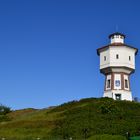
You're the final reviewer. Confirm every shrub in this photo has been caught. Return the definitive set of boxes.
[0,104,11,115]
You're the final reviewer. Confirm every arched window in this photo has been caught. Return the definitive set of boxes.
[107,79,111,88]
[125,79,128,88]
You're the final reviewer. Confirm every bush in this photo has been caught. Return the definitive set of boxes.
[99,100,119,114]
[0,104,11,115]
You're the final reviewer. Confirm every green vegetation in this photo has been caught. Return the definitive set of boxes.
[0,98,140,140]
[0,104,11,122]
[130,136,140,140]
[88,134,126,140]
[0,104,11,115]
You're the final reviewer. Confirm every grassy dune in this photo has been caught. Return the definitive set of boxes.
[0,98,140,139]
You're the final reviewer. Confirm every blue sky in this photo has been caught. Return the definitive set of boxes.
[0,0,140,109]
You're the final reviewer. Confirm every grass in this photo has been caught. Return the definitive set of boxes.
[0,98,139,139]
[88,134,127,140]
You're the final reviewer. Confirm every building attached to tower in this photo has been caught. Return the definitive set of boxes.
[97,32,138,101]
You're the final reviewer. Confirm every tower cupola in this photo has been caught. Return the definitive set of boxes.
[109,32,125,44]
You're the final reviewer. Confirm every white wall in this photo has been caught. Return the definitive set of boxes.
[104,90,132,101]
[100,46,136,70]
[109,46,135,69]
[100,49,110,69]
[103,91,113,98]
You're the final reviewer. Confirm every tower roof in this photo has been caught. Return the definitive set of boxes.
[109,32,126,39]
[97,43,138,56]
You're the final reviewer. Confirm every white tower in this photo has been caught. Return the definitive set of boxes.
[97,32,138,101]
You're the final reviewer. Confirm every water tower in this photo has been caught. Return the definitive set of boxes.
[97,32,138,101]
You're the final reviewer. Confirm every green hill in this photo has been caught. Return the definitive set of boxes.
[0,98,140,140]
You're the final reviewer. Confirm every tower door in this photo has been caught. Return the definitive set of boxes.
[115,94,121,100]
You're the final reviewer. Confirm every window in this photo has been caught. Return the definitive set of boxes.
[107,79,111,88]
[112,36,114,39]
[129,56,131,61]
[125,79,128,88]
[115,80,120,87]
[104,56,106,61]
[116,54,119,59]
